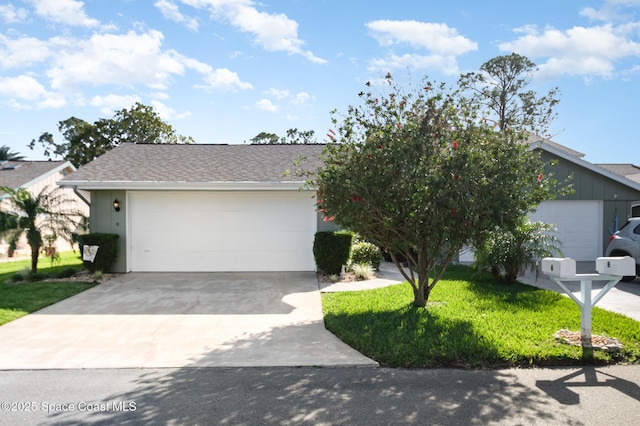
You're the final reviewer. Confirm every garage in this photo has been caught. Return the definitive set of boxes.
[128,190,317,272]
[529,200,603,261]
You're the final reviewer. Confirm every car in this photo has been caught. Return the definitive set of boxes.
[605,217,640,282]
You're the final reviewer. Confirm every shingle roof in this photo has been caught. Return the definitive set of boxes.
[597,163,640,183]
[0,160,73,192]
[60,143,325,188]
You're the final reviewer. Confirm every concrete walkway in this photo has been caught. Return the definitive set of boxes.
[319,261,405,292]
[0,272,376,369]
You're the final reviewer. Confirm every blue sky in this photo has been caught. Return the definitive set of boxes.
[1,0,639,164]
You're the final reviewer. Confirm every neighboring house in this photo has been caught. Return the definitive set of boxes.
[596,164,640,213]
[59,143,325,273]
[528,137,640,260]
[0,160,90,257]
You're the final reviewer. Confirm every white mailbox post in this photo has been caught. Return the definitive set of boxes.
[541,256,635,346]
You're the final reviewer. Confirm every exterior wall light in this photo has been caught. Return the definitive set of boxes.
[113,199,121,212]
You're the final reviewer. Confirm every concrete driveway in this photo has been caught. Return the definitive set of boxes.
[0,272,376,369]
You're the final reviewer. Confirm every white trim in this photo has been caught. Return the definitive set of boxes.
[529,140,640,193]
[126,190,132,272]
[59,180,312,191]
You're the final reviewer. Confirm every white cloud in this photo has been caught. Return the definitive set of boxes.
[255,98,278,112]
[46,30,186,91]
[0,4,28,23]
[499,24,640,78]
[365,20,476,75]
[155,0,199,31]
[291,91,312,105]
[0,75,66,108]
[90,94,142,115]
[366,20,477,55]
[148,99,192,120]
[0,35,52,69]
[150,99,176,120]
[27,0,100,27]
[178,0,326,63]
[580,0,640,23]
[196,67,253,91]
[368,53,462,75]
[266,88,290,99]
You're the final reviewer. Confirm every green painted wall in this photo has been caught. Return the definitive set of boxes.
[89,190,127,272]
[540,150,640,254]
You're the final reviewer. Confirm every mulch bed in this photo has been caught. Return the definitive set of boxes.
[555,329,623,351]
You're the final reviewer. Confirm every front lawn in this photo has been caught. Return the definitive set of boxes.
[322,265,640,368]
[0,252,95,326]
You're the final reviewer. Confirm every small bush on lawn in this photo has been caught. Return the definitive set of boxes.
[56,267,77,279]
[77,233,119,273]
[351,241,383,270]
[351,263,375,280]
[474,219,562,284]
[313,231,354,274]
[27,272,47,282]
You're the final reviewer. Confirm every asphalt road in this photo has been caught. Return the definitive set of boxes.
[1,366,639,425]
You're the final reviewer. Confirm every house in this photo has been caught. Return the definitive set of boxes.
[0,160,90,256]
[62,139,640,272]
[59,143,325,273]
[528,137,640,260]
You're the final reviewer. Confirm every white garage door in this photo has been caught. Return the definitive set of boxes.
[529,200,603,261]
[128,191,317,272]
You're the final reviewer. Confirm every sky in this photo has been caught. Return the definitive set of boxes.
[1,0,639,164]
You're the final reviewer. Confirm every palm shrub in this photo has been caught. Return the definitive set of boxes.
[0,186,86,273]
[474,218,562,284]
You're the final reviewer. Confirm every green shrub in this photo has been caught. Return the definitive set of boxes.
[12,272,24,282]
[56,267,77,279]
[27,272,47,282]
[313,231,354,274]
[351,241,383,270]
[351,262,375,280]
[474,219,562,284]
[77,233,119,273]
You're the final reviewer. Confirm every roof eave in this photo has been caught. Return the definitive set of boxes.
[529,140,640,193]
[59,180,314,191]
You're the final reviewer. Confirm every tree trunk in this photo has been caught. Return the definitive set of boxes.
[412,267,431,308]
[31,244,39,274]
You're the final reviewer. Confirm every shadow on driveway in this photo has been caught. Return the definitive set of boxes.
[0,272,376,369]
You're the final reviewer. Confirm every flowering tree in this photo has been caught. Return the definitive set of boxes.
[312,75,552,307]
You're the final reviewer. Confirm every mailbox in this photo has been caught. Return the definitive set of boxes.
[595,256,636,276]
[541,258,577,278]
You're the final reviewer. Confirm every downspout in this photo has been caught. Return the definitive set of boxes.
[73,186,91,207]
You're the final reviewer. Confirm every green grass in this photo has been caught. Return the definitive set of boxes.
[322,264,640,368]
[0,252,95,326]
